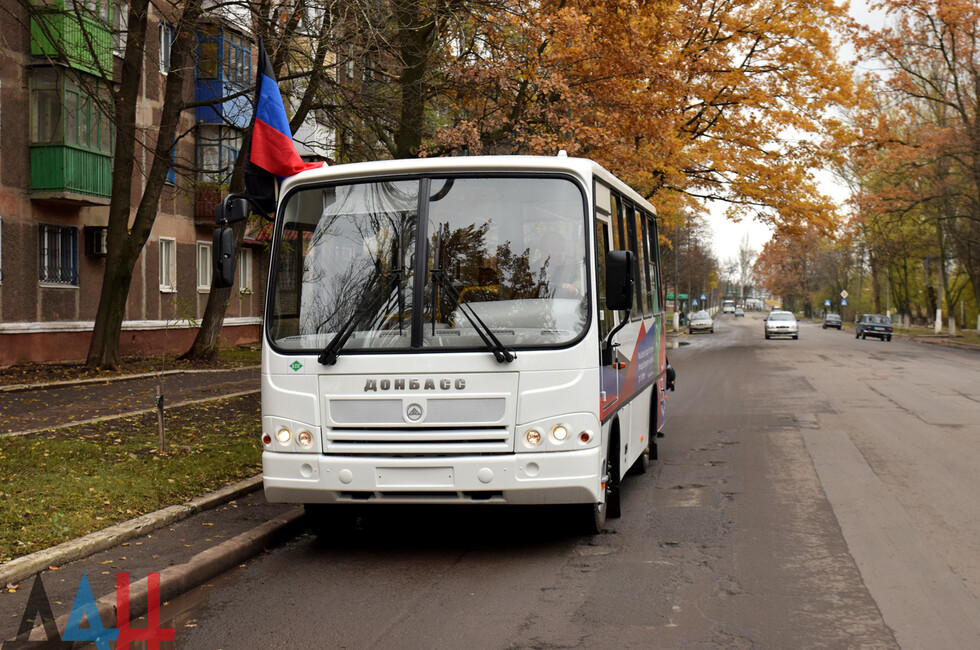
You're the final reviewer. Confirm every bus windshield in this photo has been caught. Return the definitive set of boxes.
[268,175,588,355]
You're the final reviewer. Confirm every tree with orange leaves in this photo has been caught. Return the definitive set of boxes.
[431,0,859,236]
[754,226,825,315]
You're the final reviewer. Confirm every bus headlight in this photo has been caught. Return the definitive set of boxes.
[276,428,292,444]
[297,430,313,447]
[551,424,568,442]
[525,429,542,446]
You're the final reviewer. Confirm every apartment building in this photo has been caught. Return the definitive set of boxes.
[0,0,301,366]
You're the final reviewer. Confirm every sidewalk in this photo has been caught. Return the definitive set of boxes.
[0,364,305,643]
[1,366,260,436]
[0,479,303,644]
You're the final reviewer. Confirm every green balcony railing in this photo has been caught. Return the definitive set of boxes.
[31,145,113,198]
[31,9,113,78]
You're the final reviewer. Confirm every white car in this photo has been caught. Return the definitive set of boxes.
[764,311,798,340]
[688,310,714,334]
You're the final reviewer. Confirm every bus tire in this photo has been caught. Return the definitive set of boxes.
[606,430,622,519]
[632,447,650,475]
[581,499,607,535]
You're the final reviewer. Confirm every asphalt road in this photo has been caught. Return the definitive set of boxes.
[161,315,980,649]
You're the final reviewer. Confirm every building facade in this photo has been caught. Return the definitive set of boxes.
[0,0,281,366]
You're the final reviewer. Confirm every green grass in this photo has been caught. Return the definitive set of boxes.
[0,395,262,563]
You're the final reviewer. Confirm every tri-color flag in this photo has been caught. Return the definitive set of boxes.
[245,36,323,211]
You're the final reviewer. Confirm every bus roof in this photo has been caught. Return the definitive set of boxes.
[279,155,657,218]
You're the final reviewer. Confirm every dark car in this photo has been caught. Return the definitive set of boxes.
[822,313,842,329]
[856,314,893,341]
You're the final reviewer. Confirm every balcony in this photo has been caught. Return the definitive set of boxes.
[30,145,112,204]
[194,183,228,225]
[31,7,113,77]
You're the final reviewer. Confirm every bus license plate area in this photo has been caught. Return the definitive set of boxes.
[376,466,455,488]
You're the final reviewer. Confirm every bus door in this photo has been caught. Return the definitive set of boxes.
[596,214,627,421]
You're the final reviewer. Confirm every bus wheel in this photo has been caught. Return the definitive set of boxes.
[581,499,607,535]
[632,448,650,475]
[606,441,622,519]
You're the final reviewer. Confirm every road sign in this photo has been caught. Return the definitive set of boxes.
[824,299,831,307]
[692,299,699,306]
[842,298,848,306]
[700,293,706,301]
[840,290,849,299]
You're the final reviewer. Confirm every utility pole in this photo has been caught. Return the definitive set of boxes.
[673,223,681,331]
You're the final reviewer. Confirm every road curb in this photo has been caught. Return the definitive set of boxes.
[6,508,305,646]
[0,475,264,587]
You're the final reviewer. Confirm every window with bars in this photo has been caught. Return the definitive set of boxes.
[38,225,79,285]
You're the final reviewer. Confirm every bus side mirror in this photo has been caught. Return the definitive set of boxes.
[606,250,634,311]
[216,197,249,225]
[213,227,236,288]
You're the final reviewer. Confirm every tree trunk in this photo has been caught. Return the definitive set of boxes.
[85,0,202,368]
[394,0,434,159]
[85,0,148,369]
[182,219,248,361]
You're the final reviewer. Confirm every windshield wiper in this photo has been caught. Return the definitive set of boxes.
[430,267,515,364]
[318,269,402,365]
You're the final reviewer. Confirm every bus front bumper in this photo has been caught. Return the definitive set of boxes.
[262,448,603,506]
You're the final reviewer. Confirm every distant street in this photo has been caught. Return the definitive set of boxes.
[162,314,980,649]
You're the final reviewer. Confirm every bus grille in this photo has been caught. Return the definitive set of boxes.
[324,428,511,456]
[329,398,506,426]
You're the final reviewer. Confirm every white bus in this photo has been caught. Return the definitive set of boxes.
[722,299,736,314]
[217,155,675,533]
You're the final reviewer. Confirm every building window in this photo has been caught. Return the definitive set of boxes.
[166,136,177,185]
[159,23,174,74]
[239,247,252,293]
[31,68,113,154]
[159,237,176,292]
[196,125,242,183]
[38,225,79,285]
[197,241,212,291]
[222,31,251,85]
[197,25,219,79]
[112,1,128,55]
[84,225,108,256]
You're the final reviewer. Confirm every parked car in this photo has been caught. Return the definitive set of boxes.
[856,314,893,341]
[688,310,714,334]
[734,307,745,318]
[823,313,842,329]
[764,311,798,339]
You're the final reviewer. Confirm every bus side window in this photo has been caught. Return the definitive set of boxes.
[635,209,653,317]
[624,204,647,319]
[647,216,662,314]
[595,219,613,341]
